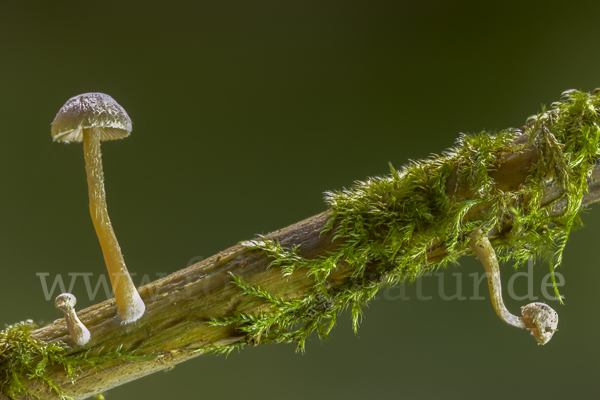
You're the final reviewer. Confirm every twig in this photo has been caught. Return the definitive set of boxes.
[3,89,600,399]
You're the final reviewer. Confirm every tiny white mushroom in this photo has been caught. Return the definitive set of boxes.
[55,293,91,346]
[51,93,145,324]
[469,229,558,344]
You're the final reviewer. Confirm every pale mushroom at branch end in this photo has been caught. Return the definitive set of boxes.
[468,229,559,345]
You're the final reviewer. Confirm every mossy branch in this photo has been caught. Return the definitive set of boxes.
[2,89,600,399]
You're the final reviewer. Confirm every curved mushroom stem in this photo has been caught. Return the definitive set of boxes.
[468,229,523,328]
[468,229,558,344]
[83,129,145,324]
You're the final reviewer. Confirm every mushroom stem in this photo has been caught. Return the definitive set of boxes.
[83,129,145,323]
[468,229,559,344]
[468,229,524,328]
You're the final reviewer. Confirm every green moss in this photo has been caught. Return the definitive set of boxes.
[211,89,600,352]
[191,342,246,357]
[0,320,155,399]
[0,321,74,399]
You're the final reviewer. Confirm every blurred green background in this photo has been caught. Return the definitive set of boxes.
[1,1,599,399]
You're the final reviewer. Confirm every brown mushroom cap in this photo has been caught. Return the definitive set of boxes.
[51,92,132,142]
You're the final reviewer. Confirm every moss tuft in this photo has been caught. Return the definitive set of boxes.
[0,320,156,399]
[0,320,74,399]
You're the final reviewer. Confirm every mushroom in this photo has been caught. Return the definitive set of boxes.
[51,93,145,324]
[468,229,558,344]
[55,293,90,346]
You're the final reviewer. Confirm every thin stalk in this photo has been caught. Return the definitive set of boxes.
[83,129,144,324]
[469,229,524,328]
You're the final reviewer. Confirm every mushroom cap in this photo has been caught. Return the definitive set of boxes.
[521,302,559,345]
[55,293,77,310]
[51,93,132,142]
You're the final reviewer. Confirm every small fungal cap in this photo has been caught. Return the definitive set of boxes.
[51,93,132,142]
[521,302,559,345]
[55,293,77,310]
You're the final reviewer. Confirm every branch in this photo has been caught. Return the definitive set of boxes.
[2,89,600,399]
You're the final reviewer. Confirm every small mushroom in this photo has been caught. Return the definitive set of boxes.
[55,293,90,346]
[469,229,558,344]
[52,93,145,324]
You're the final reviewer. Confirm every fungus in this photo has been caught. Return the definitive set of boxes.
[468,229,558,344]
[55,293,90,346]
[51,93,145,324]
